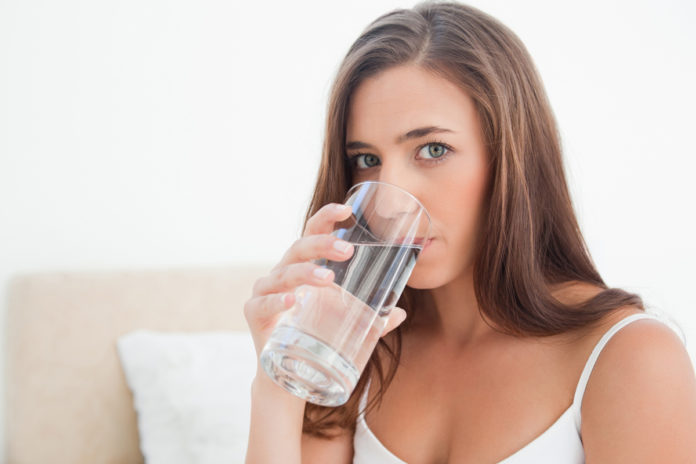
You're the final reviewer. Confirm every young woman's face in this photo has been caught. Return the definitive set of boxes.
[345,64,490,289]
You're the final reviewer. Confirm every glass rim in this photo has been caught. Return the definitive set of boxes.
[346,180,432,229]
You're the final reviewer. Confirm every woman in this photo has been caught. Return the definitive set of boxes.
[244,2,696,462]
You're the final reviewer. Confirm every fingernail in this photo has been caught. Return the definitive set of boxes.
[280,293,291,307]
[313,268,332,280]
[333,240,352,253]
[335,204,351,212]
[396,311,407,324]
[391,308,407,324]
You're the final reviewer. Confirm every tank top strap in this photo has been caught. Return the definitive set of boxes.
[571,312,682,430]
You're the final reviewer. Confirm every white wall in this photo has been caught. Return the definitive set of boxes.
[1,0,694,457]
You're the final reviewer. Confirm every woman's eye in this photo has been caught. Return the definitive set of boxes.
[419,143,448,159]
[350,143,449,170]
[353,154,380,169]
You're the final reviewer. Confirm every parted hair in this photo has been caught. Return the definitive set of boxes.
[300,0,643,438]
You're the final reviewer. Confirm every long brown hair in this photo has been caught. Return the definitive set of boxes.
[300,1,643,437]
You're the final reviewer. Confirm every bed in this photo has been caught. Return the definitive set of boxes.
[5,265,271,463]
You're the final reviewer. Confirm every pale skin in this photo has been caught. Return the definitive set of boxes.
[245,64,696,463]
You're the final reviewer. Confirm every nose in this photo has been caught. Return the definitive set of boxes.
[373,181,419,219]
[373,161,422,219]
[351,157,430,241]
[368,179,429,243]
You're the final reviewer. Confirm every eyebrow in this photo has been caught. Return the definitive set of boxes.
[345,126,454,151]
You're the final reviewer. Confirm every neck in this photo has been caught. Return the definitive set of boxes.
[410,266,496,348]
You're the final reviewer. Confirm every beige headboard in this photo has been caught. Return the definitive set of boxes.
[4,265,272,464]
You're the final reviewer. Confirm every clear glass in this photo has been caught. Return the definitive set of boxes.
[259,181,431,406]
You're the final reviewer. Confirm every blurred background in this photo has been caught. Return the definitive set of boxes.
[1,0,694,458]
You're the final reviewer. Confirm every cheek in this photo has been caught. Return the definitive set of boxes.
[409,158,489,287]
[439,159,489,241]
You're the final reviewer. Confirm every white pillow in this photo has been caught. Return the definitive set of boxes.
[117,330,257,464]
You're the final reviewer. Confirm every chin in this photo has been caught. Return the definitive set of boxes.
[406,255,473,290]
[405,267,448,290]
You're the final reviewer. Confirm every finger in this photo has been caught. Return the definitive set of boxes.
[302,203,353,237]
[278,233,354,271]
[253,262,336,296]
[381,307,408,337]
[244,292,296,324]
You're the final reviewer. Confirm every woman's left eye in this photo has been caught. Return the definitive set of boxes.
[418,143,449,160]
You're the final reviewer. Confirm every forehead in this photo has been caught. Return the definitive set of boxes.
[346,64,478,141]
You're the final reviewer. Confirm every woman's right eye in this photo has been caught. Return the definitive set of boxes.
[350,154,380,170]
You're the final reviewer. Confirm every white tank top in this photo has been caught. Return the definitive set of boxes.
[353,312,683,463]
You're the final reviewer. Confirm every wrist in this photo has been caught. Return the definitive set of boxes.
[252,369,307,407]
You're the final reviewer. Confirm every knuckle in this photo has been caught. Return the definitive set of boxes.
[322,233,337,248]
[267,293,279,312]
[310,235,335,257]
[306,261,321,277]
[305,211,321,228]
[274,265,291,286]
[304,204,341,234]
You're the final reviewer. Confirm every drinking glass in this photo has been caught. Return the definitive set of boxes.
[259,181,431,406]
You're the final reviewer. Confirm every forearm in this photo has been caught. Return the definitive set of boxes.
[245,370,307,464]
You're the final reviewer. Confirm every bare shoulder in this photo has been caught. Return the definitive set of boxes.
[300,415,354,464]
[581,309,696,461]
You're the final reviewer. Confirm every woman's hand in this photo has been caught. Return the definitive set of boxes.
[243,202,408,361]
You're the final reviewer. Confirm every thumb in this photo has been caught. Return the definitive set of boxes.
[381,307,407,337]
